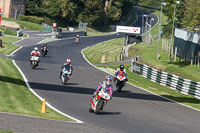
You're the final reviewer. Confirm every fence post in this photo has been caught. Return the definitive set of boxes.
[191,52,194,65]
[0,39,2,47]
[198,51,200,67]
[174,47,177,62]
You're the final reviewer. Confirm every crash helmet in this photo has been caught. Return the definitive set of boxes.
[120,64,124,71]
[66,58,71,65]
[76,35,79,37]
[105,75,112,85]
[34,47,38,51]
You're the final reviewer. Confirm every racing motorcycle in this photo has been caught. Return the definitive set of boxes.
[61,67,72,85]
[115,75,127,92]
[89,86,111,114]
[41,46,48,57]
[75,37,79,44]
[30,56,40,69]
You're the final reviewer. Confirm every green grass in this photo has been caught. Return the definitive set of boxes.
[0,36,20,55]
[0,130,14,133]
[125,12,137,26]
[83,38,124,64]
[0,27,17,36]
[0,57,73,121]
[0,36,73,122]
[90,25,112,32]
[2,17,44,31]
[86,27,113,36]
[83,38,200,110]
[128,40,200,82]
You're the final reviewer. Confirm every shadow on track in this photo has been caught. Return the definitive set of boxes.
[96,112,121,115]
[29,82,171,102]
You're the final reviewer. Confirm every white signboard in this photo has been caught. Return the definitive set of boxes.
[116,26,141,34]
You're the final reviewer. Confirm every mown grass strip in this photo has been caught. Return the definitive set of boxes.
[2,17,44,31]
[0,36,20,55]
[83,38,124,64]
[0,130,14,133]
[0,57,73,121]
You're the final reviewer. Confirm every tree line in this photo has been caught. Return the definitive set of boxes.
[25,0,138,26]
[25,0,200,31]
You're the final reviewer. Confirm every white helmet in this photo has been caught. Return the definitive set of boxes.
[77,35,79,37]
[34,47,38,51]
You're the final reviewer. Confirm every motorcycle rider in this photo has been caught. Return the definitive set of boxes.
[30,47,40,65]
[113,64,128,82]
[93,75,113,99]
[75,35,80,42]
[41,43,48,55]
[59,58,73,79]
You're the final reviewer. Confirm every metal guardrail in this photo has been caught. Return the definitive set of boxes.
[131,60,200,99]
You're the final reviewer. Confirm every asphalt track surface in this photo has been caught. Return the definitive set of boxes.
[2,11,200,133]
[10,33,200,133]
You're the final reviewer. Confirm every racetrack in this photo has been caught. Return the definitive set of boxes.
[12,34,200,133]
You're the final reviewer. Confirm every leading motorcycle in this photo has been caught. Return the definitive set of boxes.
[115,75,127,92]
[61,68,72,85]
[89,87,111,114]
[30,56,40,69]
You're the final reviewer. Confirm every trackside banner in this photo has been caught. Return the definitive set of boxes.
[116,26,141,34]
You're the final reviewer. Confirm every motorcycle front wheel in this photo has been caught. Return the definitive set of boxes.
[94,99,104,114]
[32,63,36,69]
[89,98,93,113]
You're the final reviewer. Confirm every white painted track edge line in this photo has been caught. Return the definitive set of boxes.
[12,60,83,123]
[81,41,200,113]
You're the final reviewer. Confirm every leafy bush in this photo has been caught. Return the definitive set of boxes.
[19,15,44,24]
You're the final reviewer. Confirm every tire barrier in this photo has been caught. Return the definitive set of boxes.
[131,60,200,99]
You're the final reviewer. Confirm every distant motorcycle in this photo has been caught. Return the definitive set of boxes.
[61,68,72,85]
[115,75,127,92]
[30,56,40,69]
[89,87,111,114]
[41,46,47,57]
[75,37,79,44]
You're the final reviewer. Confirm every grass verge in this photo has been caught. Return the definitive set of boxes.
[0,130,14,133]
[124,12,137,26]
[2,17,44,31]
[0,36,73,122]
[0,36,20,55]
[83,38,200,110]
[128,40,200,82]
[0,57,73,121]
[83,38,124,64]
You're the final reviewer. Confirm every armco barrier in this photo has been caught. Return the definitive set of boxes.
[56,31,87,39]
[131,60,200,99]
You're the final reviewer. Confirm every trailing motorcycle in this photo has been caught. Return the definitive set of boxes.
[61,67,72,85]
[30,56,40,69]
[41,46,48,57]
[115,75,127,92]
[89,87,111,114]
[75,37,79,44]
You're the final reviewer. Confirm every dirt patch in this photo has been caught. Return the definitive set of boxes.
[101,55,106,63]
